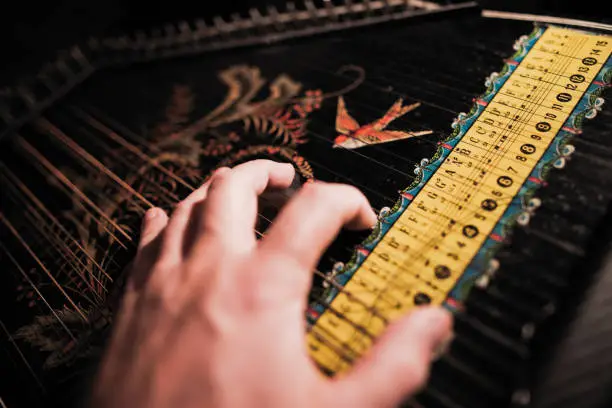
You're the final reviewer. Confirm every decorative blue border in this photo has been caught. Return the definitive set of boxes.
[308,24,612,321]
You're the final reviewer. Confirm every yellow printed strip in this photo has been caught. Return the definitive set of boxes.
[308,26,612,374]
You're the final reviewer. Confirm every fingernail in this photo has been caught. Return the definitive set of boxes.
[371,207,379,227]
[145,207,161,220]
[214,167,230,176]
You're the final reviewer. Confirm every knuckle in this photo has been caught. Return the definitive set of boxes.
[210,170,231,188]
[174,200,192,214]
[336,183,367,202]
[303,182,366,212]
[397,354,429,388]
[301,181,329,201]
[246,158,272,168]
[244,255,305,308]
[213,166,231,175]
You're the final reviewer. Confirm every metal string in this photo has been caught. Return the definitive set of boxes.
[0,242,77,340]
[36,118,154,213]
[0,164,115,283]
[14,136,133,246]
[75,87,519,223]
[1,36,596,377]
[44,81,516,334]
[1,175,108,299]
[350,34,584,323]
[3,113,390,369]
[71,123,182,205]
[0,318,46,394]
[0,213,87,321]
[20,209,105,304]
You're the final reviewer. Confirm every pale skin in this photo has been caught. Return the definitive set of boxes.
[91,159,453,408]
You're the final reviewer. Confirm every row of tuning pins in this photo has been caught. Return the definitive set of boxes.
[102,0,436,49]
[0,44,94,133]
[0,0,447,126]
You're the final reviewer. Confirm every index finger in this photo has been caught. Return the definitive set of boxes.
[259,182,377,273]
[190,160,296,254]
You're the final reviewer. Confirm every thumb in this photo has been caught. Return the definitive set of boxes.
[334,307,453,408]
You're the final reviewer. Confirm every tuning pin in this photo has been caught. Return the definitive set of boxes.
[38,66,57,90]
[266,5,284,30]
[55,59,74,80]
[177,21,192,41]
[70,46,89,68]
[553,157,566,169]
[451,112,468,129]
[213,16,229,33]
[178,21,190,33]
[413,158,429,175]
[322,262,344,288]
[229,13,243,27]
[304,0,318,19]
[561,144,575,156]
[475,258,499,289]
[485,72,499,87]
[585,108,598,119]
[323,0,336,18]
[194,19,208,37]
[378,206,391,220]
[16,86,35,107]
[521,322,535,340]
[513,35,529,51]
[585,97,604,119]
[249,8,265,26]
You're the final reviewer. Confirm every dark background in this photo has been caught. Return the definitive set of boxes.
[0,0,269,87]
[0,0,607,88]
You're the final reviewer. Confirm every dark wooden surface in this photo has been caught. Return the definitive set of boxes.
[1,2,611,408]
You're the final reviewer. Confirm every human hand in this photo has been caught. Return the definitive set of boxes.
[91,159,452,408]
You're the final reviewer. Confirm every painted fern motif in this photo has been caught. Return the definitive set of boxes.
[243,107,307,145]
[243,89,322,145]
[14,307,95,369]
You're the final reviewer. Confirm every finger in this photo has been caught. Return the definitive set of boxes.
[259,182,377,274]
[335,307,453,408]
[138,207,168,251]
[160,167,230,260]
[191,159,295,254]
[129,207,169,291]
